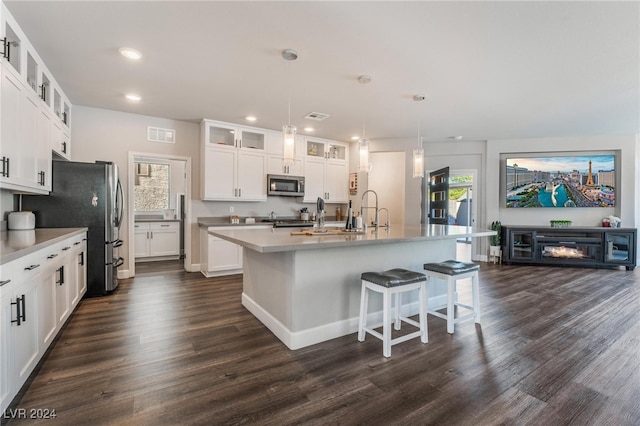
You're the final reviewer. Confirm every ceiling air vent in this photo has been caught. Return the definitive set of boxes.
[304,112,330,121]
[147,126,176,144]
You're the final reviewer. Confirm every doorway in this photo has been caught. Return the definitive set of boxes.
[127,152,192,277]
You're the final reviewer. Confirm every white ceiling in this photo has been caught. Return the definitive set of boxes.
[5,1,639,143]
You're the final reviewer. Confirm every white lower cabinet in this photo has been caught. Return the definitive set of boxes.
[200,225,270,277]
[0,231,87,413]
[134,221,180,259]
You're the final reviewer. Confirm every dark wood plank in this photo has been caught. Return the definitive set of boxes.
[4,263,639,425]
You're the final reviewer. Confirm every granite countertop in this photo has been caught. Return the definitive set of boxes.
[1,228,88,265]
[209,225,495,253]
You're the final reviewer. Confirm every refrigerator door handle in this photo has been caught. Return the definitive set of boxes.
[115,179,125,228]
[113,239,123,248]
[113,257,124,268]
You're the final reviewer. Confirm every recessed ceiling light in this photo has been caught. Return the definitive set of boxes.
[351,136,359,140]
[245,116,257,122]
[304,127,314,132]
[125,93,141,102]
[119,47,142,60]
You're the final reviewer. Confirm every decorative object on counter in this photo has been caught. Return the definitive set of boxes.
[349,173,358,195]
[356,213,363,230]
[282,48,298,165]
[345,200,354,230]
[316,197,326,232]
[335,207,341,222]
[489,220,502,264]
[163,209,175,219]
[8,211,36,230]
[230,215,240,224]
[245,217,256,224]
[300,207,309,221]
[602,215,621,228]
[550,219,572,228]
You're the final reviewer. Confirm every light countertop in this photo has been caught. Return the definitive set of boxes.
[210,224,495,253]
[1,228,88,265]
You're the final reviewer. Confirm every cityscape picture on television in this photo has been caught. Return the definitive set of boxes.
[506,154,616,208]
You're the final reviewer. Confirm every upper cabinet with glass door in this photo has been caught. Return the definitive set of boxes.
[202,119,266,151]
[305,138,347,162]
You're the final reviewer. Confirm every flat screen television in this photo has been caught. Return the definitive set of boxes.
[505,154,616,208]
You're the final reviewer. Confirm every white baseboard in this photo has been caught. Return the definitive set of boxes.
[117,269,130,279]
[241,292,449,350]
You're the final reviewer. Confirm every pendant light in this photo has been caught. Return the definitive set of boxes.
[358,75,371,173]
[282,49,298,165]
[412,94,426,178]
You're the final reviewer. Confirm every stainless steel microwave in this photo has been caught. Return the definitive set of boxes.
[267,174,305,197]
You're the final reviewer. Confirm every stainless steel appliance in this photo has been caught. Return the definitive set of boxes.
[267,174,305,197]
[22,160,125,297]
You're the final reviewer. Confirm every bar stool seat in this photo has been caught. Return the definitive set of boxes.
[423,260,480,334]
[358,268,428,358]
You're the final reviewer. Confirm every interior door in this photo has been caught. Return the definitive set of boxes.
[428,167,449,224]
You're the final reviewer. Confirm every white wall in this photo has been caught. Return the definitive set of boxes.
[0,189,15,229]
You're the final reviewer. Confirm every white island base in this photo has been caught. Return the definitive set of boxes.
[241,237,457,350]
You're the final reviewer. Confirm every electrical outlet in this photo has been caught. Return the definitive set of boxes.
[229,206,234,213]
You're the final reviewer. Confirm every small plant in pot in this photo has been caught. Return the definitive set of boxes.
[490,221,502,247]
[489,221,502,262]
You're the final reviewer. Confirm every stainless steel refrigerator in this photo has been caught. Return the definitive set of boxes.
[22,160,125,297]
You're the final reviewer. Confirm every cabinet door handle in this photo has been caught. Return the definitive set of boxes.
[0,279,11,286]
[161,224,169,227]
[238,188,241,197]
[1,156,10,178]
[57,266,65,285]
[79,252,84,266]
[74,241,82,246]
[62,246,71,251]
[0,37,8,59]
[25,264,40,270]
[47,253,58,259]
[11,295,26,326]
[62,141,67,154]
[62,111,68,125]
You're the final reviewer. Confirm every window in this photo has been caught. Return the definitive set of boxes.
[134,162,170,211]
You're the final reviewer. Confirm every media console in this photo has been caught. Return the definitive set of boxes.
[502,226,637,270]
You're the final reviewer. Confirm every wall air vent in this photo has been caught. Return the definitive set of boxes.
[304,112,330,121]
[147,126,176,144]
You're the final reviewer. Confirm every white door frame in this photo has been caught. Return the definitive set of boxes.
[127,151,192,277]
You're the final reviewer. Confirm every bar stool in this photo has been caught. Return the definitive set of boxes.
[423,260,480,334]
[358,268,428,357]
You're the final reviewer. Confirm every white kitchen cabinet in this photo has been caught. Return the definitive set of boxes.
[266,132,304,176]
[0,262,14,412]
[0,3,71,194]
[134,222,180,259]
[303,138,349,203]
[1,256,41,409]
[202,145,266,201]
[200,225,271,277]
[1,230,87,413]
[201,120,267,201]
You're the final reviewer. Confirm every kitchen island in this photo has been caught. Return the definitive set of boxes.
[210,225,494,349]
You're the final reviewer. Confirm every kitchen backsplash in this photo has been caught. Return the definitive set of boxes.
[190,196,347,220]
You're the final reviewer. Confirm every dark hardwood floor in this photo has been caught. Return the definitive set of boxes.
[5,263,639,425]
